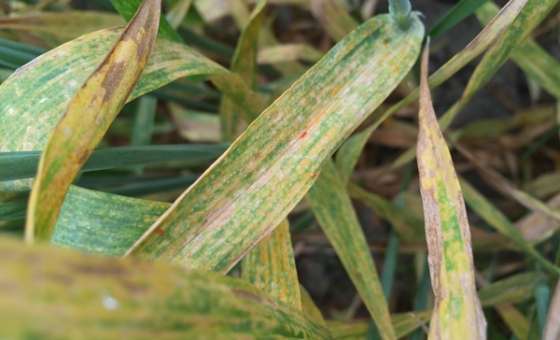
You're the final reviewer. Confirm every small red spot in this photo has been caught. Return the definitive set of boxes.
[154,227,165,236]
[311,172,320,179]
[298,131,308,140]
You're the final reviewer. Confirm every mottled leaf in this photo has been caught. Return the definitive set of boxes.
[0,11,124,46]
[26,0,162,242]
[242,220,302,309]
[416,46,486,339]
[0,237,330,339]
[126,14,424,274]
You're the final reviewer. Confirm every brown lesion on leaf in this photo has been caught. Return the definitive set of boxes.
[100,61,126,102]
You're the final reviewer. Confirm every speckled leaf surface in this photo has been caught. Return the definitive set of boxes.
[0,28,235,193]
[242,220,302,309]
[0,11,124,46]
[25,0,162,242]
[0,237,331,339]
[416,47,486,340]
[126,14,424,273]
[52,186,169,256]
[308,161,396,339]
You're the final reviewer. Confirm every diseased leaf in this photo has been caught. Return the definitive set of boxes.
[308,161,396,339]
[126,14,424,273]
[0,237,330,339]
[384,0,553,172]
[0,11,124,46]
[416,46,486,339]
[242,220,302,309]
[477,1,560,99]
[26,0,162,242]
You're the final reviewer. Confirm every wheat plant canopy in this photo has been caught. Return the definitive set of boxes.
[127,13,425,273]
[0,236,329,339]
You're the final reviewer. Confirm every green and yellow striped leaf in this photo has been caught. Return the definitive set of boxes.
[126,14,424,273]
[25,0,162,242]
[0,236,330,339]
[416,46,486,339]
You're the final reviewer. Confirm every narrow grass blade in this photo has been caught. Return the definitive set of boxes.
[429,0,488,38]
[310,0,358,41]
[416,46,486,339]
[308,161,396,339]
[349,0,529,166]
[111,0,182,42]
[478,272,545,307]
[131,96,157,147]
[242,220,302,309]
[166,0,193,29]
[438,0,559,130]
[126,13,424,275]
[458,145,560,224]
[300,286,326,325]
[336,125,375,184]
[517,193,560,244]
[0,237,330,339]
[25,0,161,242]
[328,311,432,340]
[459,178,560,275]
[348,183,424,241]
[220,0,267,141]
[52,186,169,256]
[495,305,530,340]
[0,11,124,45]
[0,144,225,181]
[257,43,323,65]
[384,0,554,172]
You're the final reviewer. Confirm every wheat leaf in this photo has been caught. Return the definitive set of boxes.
[416,45,486,339]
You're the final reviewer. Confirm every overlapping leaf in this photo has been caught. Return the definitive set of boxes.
[126,14,424,274]
[0,237,330,339]
[25,0,162,242]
